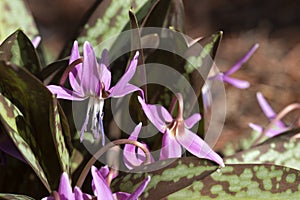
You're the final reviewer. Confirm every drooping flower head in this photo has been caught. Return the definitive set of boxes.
[138,93,225,167]
[249,92,289,137]
[47,41,141,143]
[209,44,259,89]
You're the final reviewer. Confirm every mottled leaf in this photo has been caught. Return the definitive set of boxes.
[49,96,70,174]
[0,193,35,200]
[60,0,155,58]
[0,0,38,42]
[0,94,50,192]
[0,30,41,78]
[168,164,300,200]
[225,128,300,170]
[111,157,219,200]
[0,61,72,190]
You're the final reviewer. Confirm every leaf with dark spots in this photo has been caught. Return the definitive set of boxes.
[111,157,219,200]
[168,164,300,199]
[225,128,300,170]
[41,59,69,85]
[0,61,72,190]
[0,0,38,42]
[0,30,41,78]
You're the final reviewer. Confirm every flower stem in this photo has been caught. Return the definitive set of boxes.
[59,58,83,85]
[76,139,151,188]
[253,103,300,145]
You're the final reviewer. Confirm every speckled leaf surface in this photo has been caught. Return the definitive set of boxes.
[0,30,41,78]
[225,128,300,170]
[0,61,71,190]
[0,94,50,192]
[0,193,35,200]
[168,164,300,200]
[111,157,219,200]
[0,0,38,42]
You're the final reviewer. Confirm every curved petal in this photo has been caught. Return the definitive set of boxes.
[110,84,141,98]
[91,166,114,200]
[225,44,259,75]
[138,96,171,132]
[127,176,151,200]
[184,113,201,129]
[58,172,74,200]
[159,130,182,160]
[222,76,250,89]
[47,85,85,101]
[110,52,139,95]
[99,49,111,91]
[82,42,101,96]
[177,128,225,167]
[69,41,83,93]
[123,123,143,169]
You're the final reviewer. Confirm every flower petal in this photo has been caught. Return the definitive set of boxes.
[177,128,225,167]
[127,176,151,200]
[69,41,83,93]
[113,192,130,200]
[110,84,141,98]
[81,41,101,96]
[123,123,144,169]
[109,52,139,96]
[225,44,259,75]
[91,166,114,200]
[222,76,250,89]
[184,113,201,129]
[74,187,92,200]
[160,130,182,160]
[47,85,84,100]
[99,49,111,91]
[138,96,171,132]
[58,172,74,200]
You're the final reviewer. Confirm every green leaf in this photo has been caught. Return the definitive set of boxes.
[0,30,41,78]
[0,93,51,192]
[0,193,35,200]
[111,157,218,200]
[168,164,300,200]
[49,96,71,174]
[0,0,38,42]
[225,128,300,170]
[0,61,72,190]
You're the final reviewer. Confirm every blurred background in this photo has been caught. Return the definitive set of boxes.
[26,0,300,149]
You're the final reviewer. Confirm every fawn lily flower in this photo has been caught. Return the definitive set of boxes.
[42,172,91,200]
[91,166,150,200]
[123,123,154,170]
[138,93,225,167]
[47,41,140,143]
[249,92,289,137]
[209,44,259,89]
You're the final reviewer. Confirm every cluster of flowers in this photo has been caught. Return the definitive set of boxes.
[44,39,288,199]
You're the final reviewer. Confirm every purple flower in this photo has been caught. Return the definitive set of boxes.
[91,166,150,200]
[138,93,225,167]
[42,172,91,200]
[249,92,289,137]
[123,123,154,170]
[47,41,141,143]
[209,44,259,89]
